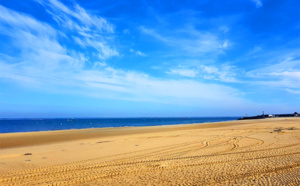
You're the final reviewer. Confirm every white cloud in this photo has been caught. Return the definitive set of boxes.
[252,0,263,8]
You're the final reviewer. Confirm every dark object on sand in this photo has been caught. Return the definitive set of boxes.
[238,115,268,120]
[24,153,32,155]
[97,141,111,143]
[273,129,282,133]
[287,127,296,130]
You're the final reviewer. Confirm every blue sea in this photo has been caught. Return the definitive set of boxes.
[0,117,239,133]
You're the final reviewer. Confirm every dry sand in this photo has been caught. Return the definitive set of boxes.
[0,118,299,185]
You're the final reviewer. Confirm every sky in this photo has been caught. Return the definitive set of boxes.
[0,0,300,118]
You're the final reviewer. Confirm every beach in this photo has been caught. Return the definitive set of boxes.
[0,118,299,185]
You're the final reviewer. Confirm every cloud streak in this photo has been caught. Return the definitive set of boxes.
[167,64,238,83]
[37,0,113,33]
[140,26,228,55]
[36,0,118,60]
[130,49,146,56]
[246,54,300,92]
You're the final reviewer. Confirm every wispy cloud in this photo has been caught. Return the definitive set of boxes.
[201,65,238,82]
[36,0,113,33]
[168,68,198,78]
[220,26,230,33]
[136,51,146,56]
[167,64,238,83]
[140,26,228,55]
[130,49,146,56]
[36,0,118,60]
[123,29,130,34]
[286,88,300,94]
[246,54,300,91]
[0,1,247,109]
[0,5,55,37]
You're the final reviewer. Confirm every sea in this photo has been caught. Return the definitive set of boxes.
[0,117,239,133]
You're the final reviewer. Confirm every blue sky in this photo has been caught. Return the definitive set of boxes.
[0,0,300,118]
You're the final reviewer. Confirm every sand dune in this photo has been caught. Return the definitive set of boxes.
[0,118,299,185]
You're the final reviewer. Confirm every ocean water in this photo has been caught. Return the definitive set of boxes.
[0,117,239,133]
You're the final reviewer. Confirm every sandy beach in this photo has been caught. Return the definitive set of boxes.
[0,118,299,185]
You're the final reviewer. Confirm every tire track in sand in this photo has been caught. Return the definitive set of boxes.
[0,142,299,185]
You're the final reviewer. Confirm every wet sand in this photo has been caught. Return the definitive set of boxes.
[0,118,299,185]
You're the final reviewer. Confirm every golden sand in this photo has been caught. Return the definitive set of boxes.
[0,118,299,185]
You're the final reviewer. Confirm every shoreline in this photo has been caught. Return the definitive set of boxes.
[0,119,248,149]
[0,117,239,134]
[0,117,292,149]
